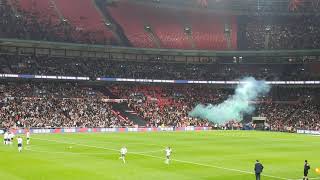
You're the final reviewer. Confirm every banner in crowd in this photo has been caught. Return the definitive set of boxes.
[0,74,89,80]
[0,127,211,134]
[101,99,128,103]
[297,129,320,135]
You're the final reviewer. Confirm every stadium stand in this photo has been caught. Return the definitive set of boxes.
[1,81,318,131]
[0,0,117,44]
[18,0,61,25]
[53,0,116,44]
[107,1,234,49]
[110,84,227,127]
[187,11,230,50]
[0,82,133,128]
[0,0,67,41]
[2,0,320,50]
[240,16,320,49]
[0,55,318,81]
[5,82,315,130]
[106,1,156,48]
[1,0,320,133]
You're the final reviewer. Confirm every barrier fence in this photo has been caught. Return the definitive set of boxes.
[0,127,212,134]
[2,128,318,135]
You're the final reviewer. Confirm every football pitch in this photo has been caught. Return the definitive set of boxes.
[0,131,319,180]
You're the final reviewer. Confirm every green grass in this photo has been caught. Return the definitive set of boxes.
[0,131,319,180]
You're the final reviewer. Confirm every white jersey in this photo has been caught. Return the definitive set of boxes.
[9,133,14,139]
[17,138,23,144]
[120,148,127,155]
[165,148,172,156]
[26,132,30,138]
[4,132,8,139]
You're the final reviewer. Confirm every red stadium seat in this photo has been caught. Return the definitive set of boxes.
[107,1,156,48]
[54,0,115,42]
[106,1,236,50]
[18,0,60,25]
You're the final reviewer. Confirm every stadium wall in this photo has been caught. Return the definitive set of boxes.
[0,127,212,134]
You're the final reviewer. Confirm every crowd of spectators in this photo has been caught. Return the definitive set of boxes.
[255,96,320,132]
[1,0,320,132]
[287,99,320,131]
[111,84,320,131]
[0,81,319,131]
[1,55,319,81]
[242,16,320,50]
[110,84,228,127]
[0,82,133,128]
[256,103,298,131]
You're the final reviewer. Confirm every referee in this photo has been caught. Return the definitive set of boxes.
[254,160,264,180]
[304,160,310,180]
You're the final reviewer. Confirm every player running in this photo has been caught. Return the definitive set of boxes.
[119,146,127,164]
[17,136,23,152]
[26,131,30,145]
[165,147,172,165]
[3,131,8,145]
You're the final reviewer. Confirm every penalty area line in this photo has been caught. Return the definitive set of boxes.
[33,137,291,180]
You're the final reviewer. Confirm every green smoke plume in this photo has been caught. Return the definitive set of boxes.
[189,77,270,124]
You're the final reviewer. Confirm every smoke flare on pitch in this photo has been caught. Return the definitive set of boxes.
[189,77,270,124]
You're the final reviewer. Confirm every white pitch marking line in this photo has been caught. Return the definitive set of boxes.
[33,137,292,180]
[25,144,163,155]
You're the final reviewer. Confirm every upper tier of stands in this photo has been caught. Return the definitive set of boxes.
[106,1,156,48]
[14,0,116,44]
[53,0,115,42]
[239,16,320,50]
[107,1,236,50]
[1,0,320,50]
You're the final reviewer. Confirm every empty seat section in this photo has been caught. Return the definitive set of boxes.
[54,0,115,42]
[189,11,227,50]
[230,16,238,49]
[107,2,155,48]
[17,0,60,24]
[143,8,192,49]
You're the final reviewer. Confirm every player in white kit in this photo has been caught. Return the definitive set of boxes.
[3,131,8,145]
[17,136,23,152]
[165,147,172,165]
[8,132,15,145]
[26,131,30,145]
[119,146,127,164]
